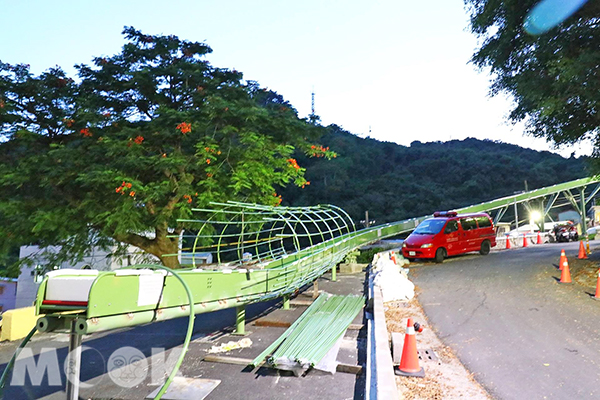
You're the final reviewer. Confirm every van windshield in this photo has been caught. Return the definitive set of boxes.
[413,219,446,235]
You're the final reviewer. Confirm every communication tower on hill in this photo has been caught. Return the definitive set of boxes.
[309,89,319,124]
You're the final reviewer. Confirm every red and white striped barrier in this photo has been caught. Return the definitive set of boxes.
[495,232,549,250]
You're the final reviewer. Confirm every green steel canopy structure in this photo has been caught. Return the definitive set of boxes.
[33,176,600,335]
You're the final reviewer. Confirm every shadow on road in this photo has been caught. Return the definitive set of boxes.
[0,300,279,399]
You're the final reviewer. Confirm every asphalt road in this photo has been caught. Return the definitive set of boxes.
[410,241,600,400]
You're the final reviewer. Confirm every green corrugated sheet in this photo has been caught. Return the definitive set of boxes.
[250,293,364,371]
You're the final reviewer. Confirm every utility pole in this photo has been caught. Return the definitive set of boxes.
[540,199,545,232]
[365,211,370,228]
[580,188,587,237]
[514,198,519,230]
[513,190,524,230]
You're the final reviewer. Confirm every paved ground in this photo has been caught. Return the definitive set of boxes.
[410,240,600,399]
[0,271,367,400]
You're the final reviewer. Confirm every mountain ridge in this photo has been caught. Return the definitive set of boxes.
[281,125,589,223]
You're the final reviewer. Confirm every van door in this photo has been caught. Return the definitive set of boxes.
[443,220,463,255]
[476,216,495,247]
[460,217,479,252]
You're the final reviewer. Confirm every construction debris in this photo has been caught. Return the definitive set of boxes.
[372,252,415,302]
[207,338,252,354]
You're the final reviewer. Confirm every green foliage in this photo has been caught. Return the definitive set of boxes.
[464,0,600,164]
[356,247,384,264]
[0,246,20,278]
[281,126,588,223]
[0,27,333,269]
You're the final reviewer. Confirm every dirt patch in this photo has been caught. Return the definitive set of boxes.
[396,374,445,400]
[567,245,600,289]
[385,299,492,400]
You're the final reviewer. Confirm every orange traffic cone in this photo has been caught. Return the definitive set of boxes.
[537,232,543,245]
[505,235,511,250]
[559,249,566,271]
[523,234,528,248]
[391,252,397,264]
[395,318,425,377]
[578,241,588,259]
[559,253,572,284]
[594,269,600,301]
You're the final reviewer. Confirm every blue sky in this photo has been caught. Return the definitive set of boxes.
[0,0,590,157]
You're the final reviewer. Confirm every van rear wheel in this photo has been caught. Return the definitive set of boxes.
[480,240,491,255]
[434,248,446,263]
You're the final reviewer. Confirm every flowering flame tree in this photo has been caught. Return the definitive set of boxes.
[0,27,335,269]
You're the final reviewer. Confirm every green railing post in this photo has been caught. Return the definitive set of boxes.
[234,305,246,335]
[283,295,290,310]
[331,265,337,282]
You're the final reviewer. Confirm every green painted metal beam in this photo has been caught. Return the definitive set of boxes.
[234,305,246,335]
[456,177,600,214]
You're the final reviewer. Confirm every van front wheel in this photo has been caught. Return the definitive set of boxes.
[480,240,491,255]
[434,248,446,263]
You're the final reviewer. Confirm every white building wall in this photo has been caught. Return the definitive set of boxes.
[16,264,40,308]
[0,279,18,311]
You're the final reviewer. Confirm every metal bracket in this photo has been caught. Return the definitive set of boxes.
[585,183,600,206]
[544,193,559,215]
[563,189,581,213]
[494,207,508,225]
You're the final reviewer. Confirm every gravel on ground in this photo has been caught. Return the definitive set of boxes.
[385,297,492,400]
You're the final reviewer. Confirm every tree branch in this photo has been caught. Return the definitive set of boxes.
[113,231,154,251]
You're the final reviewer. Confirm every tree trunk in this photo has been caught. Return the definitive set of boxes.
[152,236,181,269]
[115,229,182,269]
[138,238,181,269]
[152,222,181,269]
[159,250,181,269]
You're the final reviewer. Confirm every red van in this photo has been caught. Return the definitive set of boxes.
[401,211,496,263]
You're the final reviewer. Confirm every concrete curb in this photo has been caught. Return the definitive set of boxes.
[366,263,400,400]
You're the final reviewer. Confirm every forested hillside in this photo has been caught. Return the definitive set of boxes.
[281,125,589,224]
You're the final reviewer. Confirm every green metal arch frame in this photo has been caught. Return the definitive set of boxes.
[328,204,356,234]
